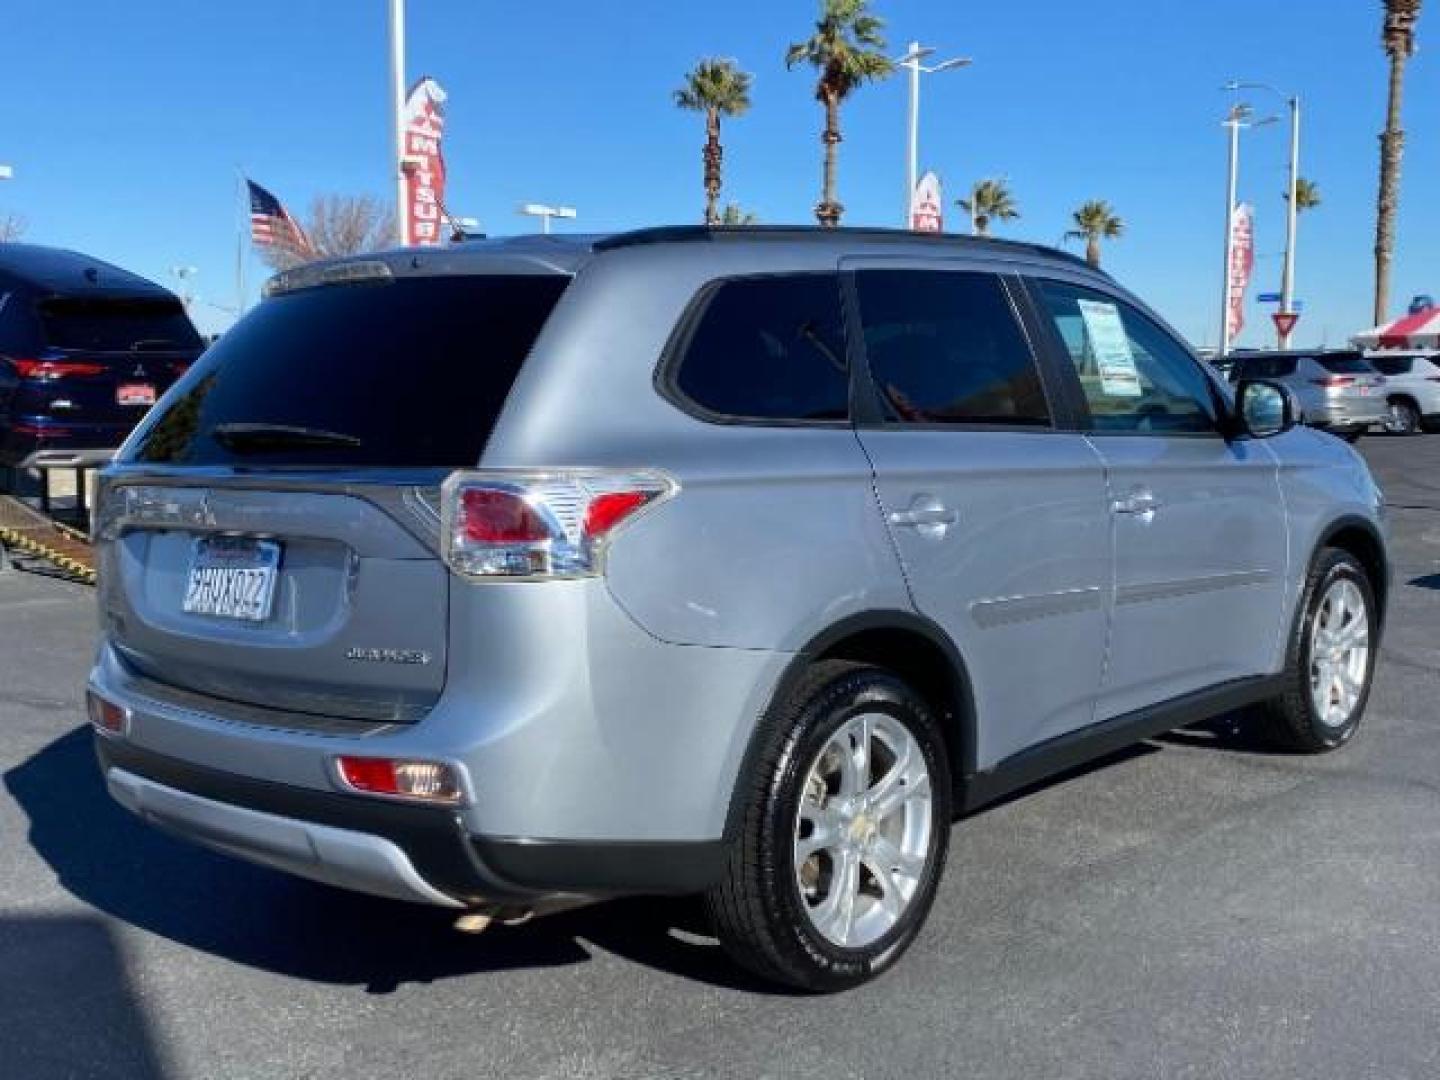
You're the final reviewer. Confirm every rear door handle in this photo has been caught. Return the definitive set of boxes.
[1111,490,1162,517]
[888,497,959,538]
[889,507,959,527]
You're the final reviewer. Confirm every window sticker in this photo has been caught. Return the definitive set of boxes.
[1076,299,1143,398]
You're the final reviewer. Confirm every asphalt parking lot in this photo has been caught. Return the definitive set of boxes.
[2,437,1438,1080]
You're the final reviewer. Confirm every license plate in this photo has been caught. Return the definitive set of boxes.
[117,382,156,406]
[182,536,281,622]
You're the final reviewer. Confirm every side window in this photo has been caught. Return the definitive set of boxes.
[671,275,849,422]
[1034,280,1218,434]
[853,270,1050,426]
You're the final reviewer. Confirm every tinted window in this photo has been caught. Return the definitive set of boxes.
[1369,356,1414,376]
[38,296,203,352]
[1234,355,1298,379]
[128,275,568,466]
[673,275,849,422]
[1316,353,1373,375]
[854,270,1049,426]
[1035,280,1217,434]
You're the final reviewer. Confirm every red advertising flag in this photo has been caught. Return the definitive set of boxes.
[909,172,944,233]
[401,77,448,247]
[1226,203,1255,342]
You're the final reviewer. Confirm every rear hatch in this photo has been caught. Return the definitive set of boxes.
[1316,353,1385,397]
[11,295,203,441]
[97,266,569,723]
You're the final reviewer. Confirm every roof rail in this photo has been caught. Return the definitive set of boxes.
[592,225,1097,271]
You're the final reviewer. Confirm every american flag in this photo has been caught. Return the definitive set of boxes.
[247,179,312,255]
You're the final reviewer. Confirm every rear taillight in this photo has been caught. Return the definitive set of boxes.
[334,756,465,804]
[11,358,107,379]
[440,469,676,580]
[167,361,192,377]
[1311,375,1356,388]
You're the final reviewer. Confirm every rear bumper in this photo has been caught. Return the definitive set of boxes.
[2,422,125,467]
[1306,398,1388,429]
[96,734,726,907]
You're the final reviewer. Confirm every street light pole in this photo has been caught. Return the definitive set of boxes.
[1280,95,1301,347]
[1219,107,1243,359]
[389,0,409,247]
[894,43,971,227]
[1227,81,1302,348]
[519,203,577,234]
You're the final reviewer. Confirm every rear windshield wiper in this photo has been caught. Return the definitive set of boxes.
[212,423,363,452]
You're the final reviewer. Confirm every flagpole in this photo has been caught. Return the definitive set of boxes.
[389,0,408,247]
[234,167,246,316]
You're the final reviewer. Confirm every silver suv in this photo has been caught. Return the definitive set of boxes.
[1366,352,1440,434]
[1227,350,1388,441]
[88,228,1389,991]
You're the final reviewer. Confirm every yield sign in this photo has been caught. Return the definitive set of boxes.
[1273,310,1301,337]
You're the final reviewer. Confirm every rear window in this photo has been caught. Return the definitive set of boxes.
[669,275,850,422]
[38,296,203,352]
[1369,356,1414,376]
[127,275,568,467]
[1316,353,1373,375]
[1234,355,1297,379]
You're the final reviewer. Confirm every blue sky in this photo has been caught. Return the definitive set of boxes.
[2,0,1435,346]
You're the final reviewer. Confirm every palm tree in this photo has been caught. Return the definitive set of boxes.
[1288,176,1322,212]
[1066,200,1124,268]
[719,203,759,226]
[674,58,754,227]
[957,179,1020,236]
[786,0,894,227]
[1375,0,1424,323]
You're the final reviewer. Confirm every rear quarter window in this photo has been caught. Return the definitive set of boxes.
[667,274,850,423]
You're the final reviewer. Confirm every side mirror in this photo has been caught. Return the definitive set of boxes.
[1234,379,1298,438]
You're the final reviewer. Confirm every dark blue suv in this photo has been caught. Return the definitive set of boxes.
[0,244,203,474]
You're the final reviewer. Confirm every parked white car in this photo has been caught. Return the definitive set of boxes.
[1365,352,1440,434]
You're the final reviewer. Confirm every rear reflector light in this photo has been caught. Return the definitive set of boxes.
[334,756,464,804]
[86,690,129,736]
[12,358,107,379]
[441,469,675,580]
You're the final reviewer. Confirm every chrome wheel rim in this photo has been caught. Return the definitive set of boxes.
[1309,578,1371,729]
[793,712,933,948]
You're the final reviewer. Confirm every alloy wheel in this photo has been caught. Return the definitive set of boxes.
[793,712,933,948]
[1309,577,1371,729]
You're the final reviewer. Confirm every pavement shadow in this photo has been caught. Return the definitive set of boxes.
[4,727,779,995]
[0,914,170,1079]
[1409,573,1440,591]
[1158,706,1284,754]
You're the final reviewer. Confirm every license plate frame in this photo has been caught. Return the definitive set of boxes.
[182,536,282,622]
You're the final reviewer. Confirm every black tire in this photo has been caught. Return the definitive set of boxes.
[1337,429,1365,444]
[706,660,952,992]
[1385,398,1421,436]
[1261,548,1378,753]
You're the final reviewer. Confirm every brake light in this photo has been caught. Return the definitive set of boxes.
[11,358,107,379]
[167,361,191,377]
[441,469,675,579]
[1311,375,1356,388]
[334,756,464,804]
